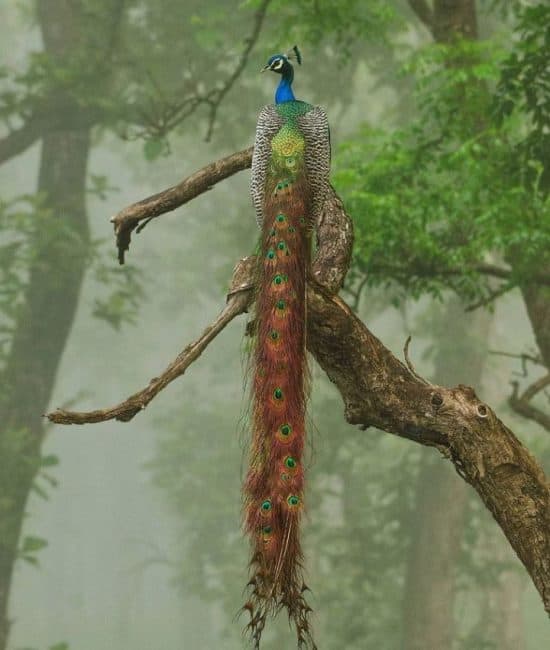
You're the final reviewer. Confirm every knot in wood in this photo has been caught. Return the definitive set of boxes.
[477,404,488,418]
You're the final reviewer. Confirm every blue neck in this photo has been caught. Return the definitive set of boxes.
[275,72,295,104]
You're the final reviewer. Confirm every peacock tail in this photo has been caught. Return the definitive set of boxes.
[244,90,330,649]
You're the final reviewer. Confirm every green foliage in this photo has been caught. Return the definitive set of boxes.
[19,535,48,566]
[494,4,550,185]
[271,0,398,55]
[334,35,550,306]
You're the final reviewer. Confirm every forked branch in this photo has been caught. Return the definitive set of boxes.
[510,375,550,433]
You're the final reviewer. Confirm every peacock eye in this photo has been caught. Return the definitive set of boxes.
[280,423,291,436]
[284,457,297,469]
[271,59,283,71]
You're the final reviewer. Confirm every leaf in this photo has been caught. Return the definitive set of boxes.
[22,535,48,553]
[40,454,59,467]
[143,138,165,161]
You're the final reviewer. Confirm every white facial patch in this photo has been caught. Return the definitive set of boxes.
[271,59,284,71]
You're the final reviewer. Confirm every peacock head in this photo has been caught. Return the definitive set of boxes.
[262,54,292,77]
[261,46,302,77]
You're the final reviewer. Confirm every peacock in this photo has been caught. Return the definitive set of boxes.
[243,47,330,649]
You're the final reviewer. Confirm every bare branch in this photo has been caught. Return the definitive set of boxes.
[403,335,429,385]
[47,175,355,423]
[0,115,44,166]
[204,0,272,141]
[489,349,544,376]
[46,247,550,612]
[111,147,253,263]
[120,0,271,143]
[465,282,513,312]
[366,260,550,288]
[510,375,550,433]
[45,263,254,425]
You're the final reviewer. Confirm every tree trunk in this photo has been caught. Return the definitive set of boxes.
[0,125,91,650]
[0,3,92,646]
[486,528,527,650]
[401,298,492,649]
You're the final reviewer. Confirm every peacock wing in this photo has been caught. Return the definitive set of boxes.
[251,105,283,228]
[297,105,331,226]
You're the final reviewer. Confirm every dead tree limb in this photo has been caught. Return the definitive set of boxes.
[111,147,253,263]
[47,148,550,615]
[46,268,253,425]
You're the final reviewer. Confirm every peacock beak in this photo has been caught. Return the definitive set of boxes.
[261,65,269,73]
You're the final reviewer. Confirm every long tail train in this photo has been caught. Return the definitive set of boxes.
[244,129,315,648]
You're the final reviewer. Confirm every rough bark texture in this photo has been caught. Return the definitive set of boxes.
[305,286,550,614]
[402,299,492,649]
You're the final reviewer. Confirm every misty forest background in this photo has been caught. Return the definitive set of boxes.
[1,0,549,648]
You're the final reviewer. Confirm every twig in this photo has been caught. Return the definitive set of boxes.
[465,282,513,311]
[509,375,550,433]
[117,0,271,143]
[367,260,550,287]
[205,0,272,141]
[489,349,543,377]
[403,335,429,385]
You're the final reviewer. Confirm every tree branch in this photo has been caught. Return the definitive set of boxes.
[48,174,355,423]
[365,260,550,287]
[204,0,272,141]
[120,0,271,143]
[0,115,45,166]
[47,251,550,612]
[510,375,550,433]
[111,147,253,263]
[306,284,550,614]
[46,267,253,425]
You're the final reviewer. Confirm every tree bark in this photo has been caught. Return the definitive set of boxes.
[305,284,550,614]
[0,127,91,650]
